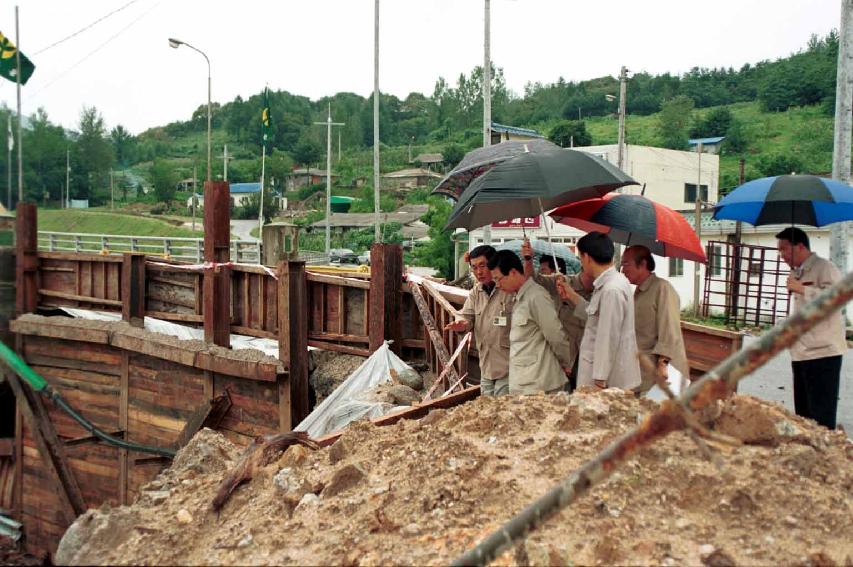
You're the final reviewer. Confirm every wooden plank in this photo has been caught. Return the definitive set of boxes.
[230,325,277,339]
[38,289,123,307]
[422,280,460,318]
[277,373,291,433]
[306,272,371,290]
[5,371,86,524]
[148,275,196,289]
[278,260,310,428]
[409,283,460,384]
[145,310,204,323]
[307,340,370,357]
[119,352,129,506]
[122,253,146,328]
[193,351,280,382]
[315,386,480,447]
[10,319,111,344]
[307,331,370,344]
[16,203,38,316]
[173,391,232,449]
[38,251,123,263]
[368,244,403,353]
[401,338,426,349]
[203,180,231,347]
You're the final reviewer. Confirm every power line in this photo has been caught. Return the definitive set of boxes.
[33,0,139,56]
[31,1,160,98]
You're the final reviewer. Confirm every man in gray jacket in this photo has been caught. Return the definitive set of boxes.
[487,250,573,394]
[561,232,641,391]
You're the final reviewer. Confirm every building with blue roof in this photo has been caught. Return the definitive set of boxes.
[489,122,544,144]
[688,136,725,155]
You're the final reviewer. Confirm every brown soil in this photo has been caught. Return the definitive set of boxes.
[0,539,43,566]
[55,391,853,566]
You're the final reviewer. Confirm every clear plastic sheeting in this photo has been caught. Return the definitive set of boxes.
[295,342,412,438]
[57,308,300,359]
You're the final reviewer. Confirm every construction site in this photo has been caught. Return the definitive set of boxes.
[0,183,852,566]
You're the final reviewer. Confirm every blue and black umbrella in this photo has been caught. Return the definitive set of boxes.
[713,174,853,226]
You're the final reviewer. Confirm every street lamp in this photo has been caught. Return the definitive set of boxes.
[169,37,211,182]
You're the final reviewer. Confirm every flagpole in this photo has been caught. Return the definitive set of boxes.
[15,5,23,204]
[258,144,266,239]
[6,114,11,210]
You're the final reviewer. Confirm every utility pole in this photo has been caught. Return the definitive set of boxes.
[831,0,853,296]
[65,148,70,208]
[617,66,629,173]
[338,130,341,163]
[481,0,493,245]
[373,0,381,242]
[693,142,703,316]
[110,170,114,209]
[314,104,344,257]
[192,163,197,231]
[222,144,231,181]
[729,158,746,324]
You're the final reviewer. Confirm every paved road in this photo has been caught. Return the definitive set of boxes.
[737,334,852,437]
[230,219,259,242]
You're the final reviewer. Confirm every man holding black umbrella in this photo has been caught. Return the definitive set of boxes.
[777,227,847,429]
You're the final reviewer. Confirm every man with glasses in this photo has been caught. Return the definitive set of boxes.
[444,245,514,396]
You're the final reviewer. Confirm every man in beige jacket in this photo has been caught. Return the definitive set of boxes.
[444,245,514,396]
[777,227,847,429]
[620,245,689,394]
[487,250,573,394]
[562,232,641,390]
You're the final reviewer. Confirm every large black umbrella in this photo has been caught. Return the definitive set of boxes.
[432,139,560,199]
[445,148,638,231]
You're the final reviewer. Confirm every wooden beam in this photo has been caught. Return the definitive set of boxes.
[308,331,370,344]
[368,243,403,353]
[422,280,460,318]
[409,283,460,384]
[145,310,205,323]
[306,272,371,290]
[63,430,124,447]
[38,289,123,307]
[307,340,371,357]
[278,260,309,429]
[121,253,146,328]
[15,203,38,316]
[118,352,129,505]
[5,371,86,524]
[174,391,232,449]
[203,181,231,347]
[314,385,480,447]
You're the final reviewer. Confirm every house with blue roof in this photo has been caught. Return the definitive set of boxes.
[186,182,286,213]
[688,136,726,155]
[489,122,544,144]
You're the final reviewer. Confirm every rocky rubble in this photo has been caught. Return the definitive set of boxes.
[55,391,853,566]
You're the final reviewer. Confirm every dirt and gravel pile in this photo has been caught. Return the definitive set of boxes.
[55,390,852,566]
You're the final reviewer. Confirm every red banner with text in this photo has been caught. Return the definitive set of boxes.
[491,217,541,229]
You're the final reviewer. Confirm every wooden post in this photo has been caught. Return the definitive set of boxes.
[203,181,231,347]
[410,283,460,385]
[121,253,146,328]
[368,243,403,353]
[15,202,37,316]
[277,260,309,430]
[5,371,86,524]
[118,352,129,505]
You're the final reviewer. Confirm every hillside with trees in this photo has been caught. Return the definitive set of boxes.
[0,32,840,276]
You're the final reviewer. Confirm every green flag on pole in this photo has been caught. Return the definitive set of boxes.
[261,88,271,152]
[0,31,35,85]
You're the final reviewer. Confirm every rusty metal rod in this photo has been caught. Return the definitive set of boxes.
[451,270,853,567]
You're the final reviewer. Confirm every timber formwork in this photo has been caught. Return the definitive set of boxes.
[5,189,469,558]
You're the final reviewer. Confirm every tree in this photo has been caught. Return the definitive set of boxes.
[690,107,732,138]
[110,125,135,167]
[756,154,805,177]
[413,197,454,279]
[235,190,281,221]
[292,138,322,167]
[150,158,177,203]
[443,143,465,167]
[23,108,67,202]
[75,106,114,203]
[548,120,592,147]
[656,95,695,150]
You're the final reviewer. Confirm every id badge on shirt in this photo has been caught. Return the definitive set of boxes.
[493,315,507,327]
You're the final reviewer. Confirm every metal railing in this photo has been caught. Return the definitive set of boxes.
[38,231,261,264]
[37,231,332,266]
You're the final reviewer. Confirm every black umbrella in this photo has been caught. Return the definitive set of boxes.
[432,139,561,199]
[445,148,638,231]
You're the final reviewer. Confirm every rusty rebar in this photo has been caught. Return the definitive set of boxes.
[451,270,853,567]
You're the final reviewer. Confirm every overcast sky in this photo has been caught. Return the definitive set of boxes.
[0,0,842,135]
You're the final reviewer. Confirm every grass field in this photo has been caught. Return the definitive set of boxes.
[37,209,203,237]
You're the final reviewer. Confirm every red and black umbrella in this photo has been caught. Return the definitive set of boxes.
[549,193,707,263]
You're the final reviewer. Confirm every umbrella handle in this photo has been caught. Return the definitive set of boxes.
[537,197,560,275]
